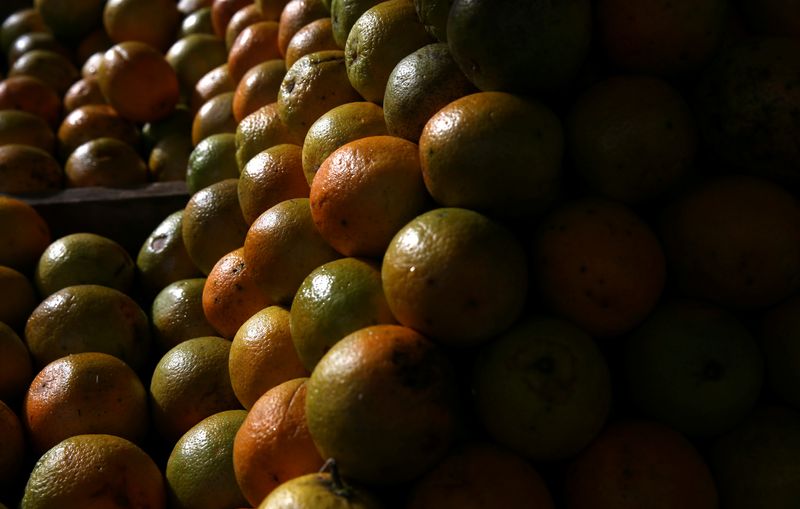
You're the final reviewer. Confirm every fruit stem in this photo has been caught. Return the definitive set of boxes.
[320,457,353,499]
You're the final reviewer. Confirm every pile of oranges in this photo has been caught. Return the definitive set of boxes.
[2,0,800,508]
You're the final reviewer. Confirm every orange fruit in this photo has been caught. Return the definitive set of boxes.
[233,377,324,506]
[202,247,275,339]
[186,132,240,194]
[564,420,718,509]
[0,400,25,486]
[0,109,55,154]
[166,33,228,100]
[290,257,396,371]
[57,104,140,160]
[257,0,292,21]
[140,102,193,150]
[229,305,309,409]
[258,469,383,509]
[382,207,527,346]
[285,18,338,70]
[277,0,329,57]
[65,137,148,188]
[166,410,249,509]
[181,6,215,37]
[0,265,38,331]
[9,49,79,96]
[1,8,48,55]
[419,91,562,219]
[232,59,286,122]
[211,0,253,37]
[0,75,62,129]
[75,28,114,65]
[225,4,265,49]
[192,91,238,145]
[8,32,71,67]
[300,100,387,186]
[34,232,134,297]
[238,143,310,225]
[151,278,218,352]
[148,133,194,182]
[25,284,151,370]
[22,351,148,454]
[0,321,33,403]
[407,443,555,509]
[103,0,181,52]
[150,336,242,443]
[235,102,304,170]
[0,144,62,194]
[63,77,107,113]
[97,41,180,123]
[413,0,451,42]
[180,0,214,14]
[33,0,105,41]
[227,21,281,84]
[182,178,250,275]
[306,324,460,484]
[20,434,165,508]
[191,63,236,114]
[310,135,430,257]
[0,195,51,273]
[243,197,341,305]
[329,0,383,48]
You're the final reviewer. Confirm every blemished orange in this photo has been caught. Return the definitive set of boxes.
[151,278,218,352]
[238,143,310,225]
[202,247,275,339]
[233,377,324,506]
[276,0,329,57]
[57,104,140,160]
[211,0,252,37]
[382,207,528,346]
[229,305,309,409]
[150,336,242,443]
[97,41,180,123]
[310,135,430,257]
[227,21,281,83]
[235,102,304,170]
[407,443,555,509]
[65,137,149,188]
[564,420,719,509]
[22,351,148,454]
[103,0,181,52]
[243,197,341,305]
[232,59,286,122]
[284,17,338,70]
[0,399,25,485]
[305,324,460,484]
[192,63,236,114]
[225,4,265,49]
[192,91,238,145]
[20,434,166,509]
[0,195,51,273]
[0,321,33,403]
[0,75,62,129]
[0,144,62,195]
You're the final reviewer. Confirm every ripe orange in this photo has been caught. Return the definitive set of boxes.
[285,17,338,69]
[181,6,215,37]
[23,352,148,454]
[227,21,281,83]
[9,49,79,96]
[186,132,240,193]
[225,4,265,49]
[57,104,140,160]
[65,137,149,188]
[151,278,218,352]
[0,195,51,273]
[0,400,25,487]
[1,8,48,55]
[232,59,286,122]
[0,266,37,332]
[0,321,33,403]
[34,0,104,41]
[7,32,70,67]
[233,377,324,506]
[191,63,236,113]
[0,75,62,129]
[211,0,252,37]
[329,0,383,49]
[0,144,62,195]
[103,0,181,52]
[276,0,329,57]
[258,469,383,508]
[192,91,238,145]
[235,102,304,170]
[166,33,229,100]
[0,109,56,154]
[257,0,292,21]
[63,77,107,113]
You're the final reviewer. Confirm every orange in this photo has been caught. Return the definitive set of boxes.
[148,133,194,182]
[97,41,180,123]
[0,321,33,403]
[0,195,51,273]
[102,0,181,52]
[413,0,451,42]
[22,351,148,454]
[256,0,292,21]
[0,75,62,129]
[150,335,242,443]
[8,32,71,66]
[235,102,304,170]
[0,264,38,329]
[284,17,338,70]
[136,209,203,298]
[186,132,240,193]
[192,63,236,114]
[180,0,214,14]
[33,0,104,41]
[258,469,383,509]
[419,91,562,219]
[227,21,281,84]
[381,207,528,346]
[407,443,555,509]
[65,137,148,188]
[305,324,460,483]
[233,377,324,506]
[290,257,396,371]
[238,143,310,225]
[63,77,107,113]
[276,0,329,57]
[75,27,113,64]
[8,49,80,96]
[182,178,250,275]
[141,103,193,150]
[232,59,286,122]
[243,197,341,305]
[25,284,151,370]
[181,6,215,37]
[277,50,362,139]
[192,91,238,145]
[309,135,430,258]
[166,410,249,509]
[82,52,103,77]
[20,434,165,508]
[229,305,309,409]
[202,247,275,339]
[300,100,387,185]
[597,0,728,77]
[0,144,62,194]
[532,197,666,338]
[564,420,718,509]
[329,0,383,48]
[225,4,265,49]
[0,109,56,154]
[34,232,135,297]
[383,42,476,142]
[211,0,253,37]
[1,8,48,55]
[166,33,228,100]
[151,278,218,352]
[0,400,25,487]
[57,104,140,160]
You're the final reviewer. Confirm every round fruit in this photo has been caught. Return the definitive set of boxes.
[151,278,218,352]
[258,470,383,509]
[136,209,203,297]
[65,137,148,188]
[0,195,50,273]
[103,0,181,52]
[0,145,62,195]
[0,321,33,402]
[186,133,240,194]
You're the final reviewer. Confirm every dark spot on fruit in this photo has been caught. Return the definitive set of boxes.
[234,283,244,291]
[391,345,434,391]
[150,234,168,252]
[340,218,348,227]
[426,277,436,286]
[283,78,295,94]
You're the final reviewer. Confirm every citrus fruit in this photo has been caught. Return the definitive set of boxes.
[76,28,113,64]
[141,105,194,151]
[233,377,324,506]
[381,207,528,346]
[180,0,214,14]
[148,133,194,182]
[0,400,25,486]
[300,100,386,185]
[211,0,252,37]
[0,321,33,402]
[20,434,165,509]
[225,4,264,49]
[181,6,215,37]
[166,410,249,509]
[0,109,55,154]
[24,284,150,370]
[1,8,47,54]
[238,143,310,224]
[285,18,338,70]
[103,0,181,52]
[192,91,238,145]
[186,132,240,194]
[0,195,50,273]
[0,144,62,194]
[257,0,292,21]
[152,278,218,352]
[229,306,309,409]
[258,469,383,509]
[413,0,451,42]
[57,104,140,160]
[0,75,62,129]
[232,59,286,122]
[22,352,148,454]
[531,197,666,338]
[34,0,104,41]
[329,0,383,48]
[202,247,275,339]
[227,20,281,83]
[0,265,37,332]
[9,49,79,96]
[309,135,431,257]
[236,102,304,170]
[277,0,329,57]
[8,32,70,66]
[136,209,203,297]
[63,77,107,113]
[150,336,242,443]
[64,137,149,188]
[34,232,134,297]
[419,91,562,218]
[166,33,229,99]
[192,63,236,114]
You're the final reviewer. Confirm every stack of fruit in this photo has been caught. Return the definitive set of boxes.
[1,0,800,508]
